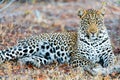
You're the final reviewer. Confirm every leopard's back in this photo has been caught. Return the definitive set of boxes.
[0,32,78,67]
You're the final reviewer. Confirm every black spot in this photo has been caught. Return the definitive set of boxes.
[65,56,67,59]
[50,43,53,47]
[46,52,50,56]
[23,54,27,56]
[65,47,68,51]
[56,46,60,50]
[99,38,108,45]
[10,48,12,50]
[44,60,47,64]
[36,48,39,51]
[102,49,105,52]
[54,40,57,45]
[92,54,94,56]
[29,47,32,49]
[76,60,79,63]
[9,54,13,58]
[104,56,108,60]
[32,45,35,48]
[48,39,50,42]
[39,59,42,62]
[79,38,90,45]
[61,58,63,61]
[54,55,57,59]
[6,53,10,56]
[79,60,81,63]
[23,49,28,53]
[110,52,112,54]
[108,50,111,52]
[18,48,22,51]
[102,53,108,58]
[62,53,64,56]
[17,51,19,54]
[69,47,72,51]
[44,52,50,59]
[53,48,56,53]
[61,46,64,51]
[41,45,45,49]
[73,61,76,64]
[6,57,9,60]
[81,52,84,54]
[11,55,15,58]
[23,46,28,48]
[36,59,39,62]
[59,42,62,45]
[6,49,9,52]
[12,51,15,54]
[20,53,23,56]
[81,62,83,65]
[44,42,47,44]
[69,52,72,56]
[57,58,61,63]
[50,49,53,53]
[29,49,34,53]
[57,51,60,57]
[99,36,102,38]
[88,57,90,59]
[1,56,4,60]
[46,45,49,49]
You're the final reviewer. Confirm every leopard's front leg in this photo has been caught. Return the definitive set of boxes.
[99,51,116,67]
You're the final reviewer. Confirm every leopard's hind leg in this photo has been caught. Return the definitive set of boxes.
[19,55,51,68]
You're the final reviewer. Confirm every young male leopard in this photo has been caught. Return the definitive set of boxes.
[0,8,116,71]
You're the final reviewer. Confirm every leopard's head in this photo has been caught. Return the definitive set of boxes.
[78,8,105,39]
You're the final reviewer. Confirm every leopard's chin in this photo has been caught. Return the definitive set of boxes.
[88,34,98,40]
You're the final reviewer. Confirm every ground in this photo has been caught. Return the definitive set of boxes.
[0,0,120,80]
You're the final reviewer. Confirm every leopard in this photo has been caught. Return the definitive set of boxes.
[70,8,116,69]
[0,7,116,72]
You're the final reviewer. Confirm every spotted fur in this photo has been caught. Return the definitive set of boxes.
[0,8,116,70]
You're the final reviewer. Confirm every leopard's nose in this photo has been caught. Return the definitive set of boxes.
[90,30,97,34]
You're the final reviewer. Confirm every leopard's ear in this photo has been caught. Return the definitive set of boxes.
[98,7,106,16]
[97,2,106,16]
[78,9,86,18]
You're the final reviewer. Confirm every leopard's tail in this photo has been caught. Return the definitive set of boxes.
[0,44,35,64]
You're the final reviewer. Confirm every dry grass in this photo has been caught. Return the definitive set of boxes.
[0,63,110,80]
[0,55,120,80]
